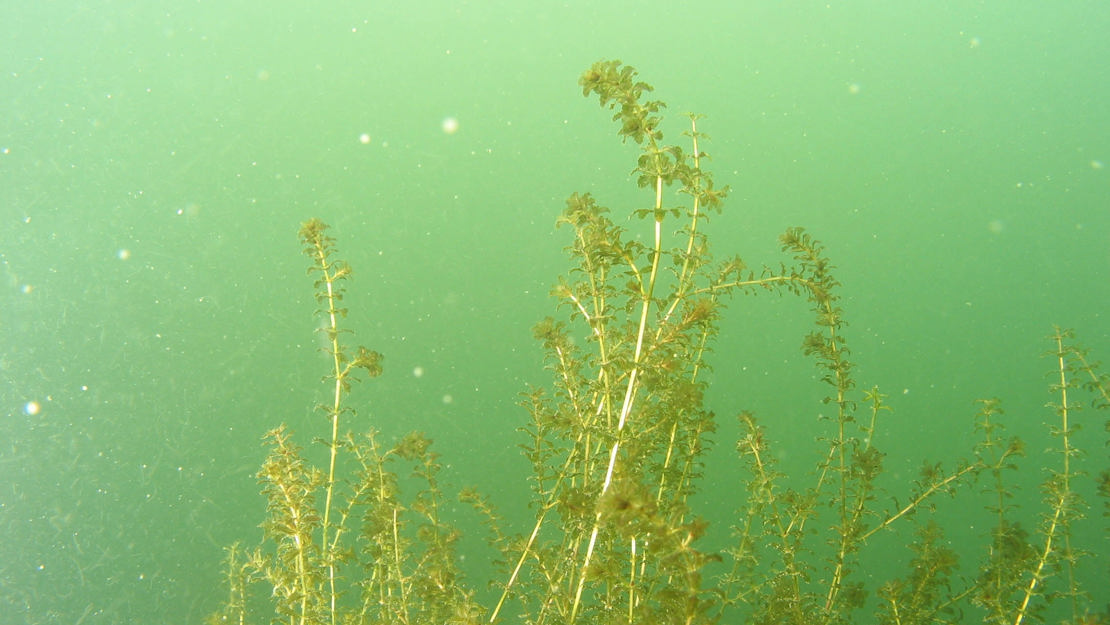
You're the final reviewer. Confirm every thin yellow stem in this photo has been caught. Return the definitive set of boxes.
[1015,329,1075,625]
[307,237,346,625]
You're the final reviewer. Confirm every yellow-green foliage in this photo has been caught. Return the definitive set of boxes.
[207,61,1109,625]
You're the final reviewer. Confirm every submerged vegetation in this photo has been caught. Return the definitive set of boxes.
[207,61,1109,625]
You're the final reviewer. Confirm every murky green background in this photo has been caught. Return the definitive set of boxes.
[2,1,1107,623]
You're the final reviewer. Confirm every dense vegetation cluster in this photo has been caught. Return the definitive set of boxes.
[207,61,1109,625]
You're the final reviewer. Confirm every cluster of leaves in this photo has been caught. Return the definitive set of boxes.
[489,62,1110,625]
[208,63,1110,625]
[207,221,479,625]
[485,60,911,625]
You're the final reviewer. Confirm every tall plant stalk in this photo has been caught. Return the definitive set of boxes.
[299,219,383,622]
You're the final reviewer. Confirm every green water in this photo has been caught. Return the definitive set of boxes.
[2,1,1107,623]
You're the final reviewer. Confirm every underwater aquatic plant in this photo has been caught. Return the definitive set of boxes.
[207,61,1109,625]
